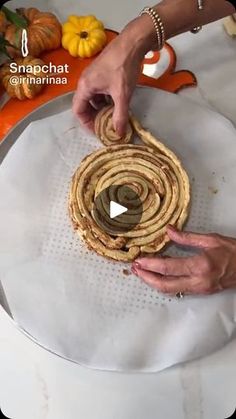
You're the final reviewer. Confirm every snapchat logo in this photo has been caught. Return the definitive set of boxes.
[21,29,29,57]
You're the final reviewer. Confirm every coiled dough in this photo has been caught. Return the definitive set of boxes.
[69,109,190,262]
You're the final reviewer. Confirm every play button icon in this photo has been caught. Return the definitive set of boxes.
[93,184,143,235]
[110,201,128,219]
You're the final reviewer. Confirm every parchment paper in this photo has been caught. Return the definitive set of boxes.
[0,88,236,372]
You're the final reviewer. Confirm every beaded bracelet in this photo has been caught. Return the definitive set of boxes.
[140,6,165,50]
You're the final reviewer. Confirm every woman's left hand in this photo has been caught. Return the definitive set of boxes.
[131,226,236,295]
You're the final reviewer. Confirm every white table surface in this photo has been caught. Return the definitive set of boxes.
[1,1,236,418]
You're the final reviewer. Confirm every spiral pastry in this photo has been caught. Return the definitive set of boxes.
[94,105,133,146]
[69,115,190,262]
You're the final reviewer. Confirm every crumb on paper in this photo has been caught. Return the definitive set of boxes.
[222,176,226,183]
[212,171,216,175]
[123,269,131,276]
[192,177,195,182]
[208,186,218,195]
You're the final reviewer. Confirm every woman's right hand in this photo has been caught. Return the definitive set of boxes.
[73,0,234,135]
[72,16,155,135]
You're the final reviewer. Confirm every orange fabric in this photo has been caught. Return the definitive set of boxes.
[0,29,196,141]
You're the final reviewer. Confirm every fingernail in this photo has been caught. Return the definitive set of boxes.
[131,267,138,276]
[167,225,176,232]
[133,261,141,269]
[116,125,124,136]
[114,119,127,136]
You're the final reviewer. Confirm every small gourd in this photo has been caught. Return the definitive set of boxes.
[0,56,46,100]
[0,10,8,33]
[4,7,62,57]
[62,15,107,58]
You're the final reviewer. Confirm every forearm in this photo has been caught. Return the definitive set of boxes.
[121,0,235,56]
[157,0,235,38]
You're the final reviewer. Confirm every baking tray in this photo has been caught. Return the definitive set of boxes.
[0,92,73,317]
[0,93,73,164]
[1,87,236,372]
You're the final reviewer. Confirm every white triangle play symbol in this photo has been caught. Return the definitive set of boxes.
[110,201,128,219]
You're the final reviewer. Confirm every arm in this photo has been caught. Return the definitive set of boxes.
[73,0,235,133]
[142,0,235,43]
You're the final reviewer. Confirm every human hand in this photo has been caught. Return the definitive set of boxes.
[73,0,235,135]
[72,16,156,135]
[132,226,236,295]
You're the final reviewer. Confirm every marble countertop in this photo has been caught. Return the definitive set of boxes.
[1,306,236,419]
[1,0,236,418]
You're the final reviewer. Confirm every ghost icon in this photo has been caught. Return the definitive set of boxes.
[0,408,12,419]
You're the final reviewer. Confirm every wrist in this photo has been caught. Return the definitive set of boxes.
[156,0,200,38]
[120,0,199,58]
[120,15,157,59]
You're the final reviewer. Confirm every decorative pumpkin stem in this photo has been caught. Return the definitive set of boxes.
[80,31,88,39]
[2,6,28,28]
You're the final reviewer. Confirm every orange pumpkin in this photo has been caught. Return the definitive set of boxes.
[4,7,61,57]
[0,56,46,100]
[0,10,8,34]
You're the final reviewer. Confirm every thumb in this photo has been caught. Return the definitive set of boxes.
[112,92,130,136]
[167,225,214,248]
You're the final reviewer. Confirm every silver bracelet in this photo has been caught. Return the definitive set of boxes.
[191,0,204,34]
[140,6,165,50]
